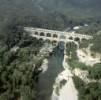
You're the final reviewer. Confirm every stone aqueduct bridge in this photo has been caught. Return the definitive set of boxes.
[24,27,93,45]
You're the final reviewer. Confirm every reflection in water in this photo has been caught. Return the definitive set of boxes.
[37,45,64,100]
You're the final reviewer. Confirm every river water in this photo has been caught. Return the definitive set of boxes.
[37,45,64,100]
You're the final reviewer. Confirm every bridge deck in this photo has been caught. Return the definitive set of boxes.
[24,27,92,39]
[24,27,93,42]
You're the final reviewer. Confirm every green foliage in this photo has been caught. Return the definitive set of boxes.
[73,76,85,90]
[66,42,89,72]
[0,0,101,100]
[66,42,85,71]
[88,63,101,80]
[0,0,101,36]
[90,34,101,53]
[73,76,101,100]
[76,21,101,35]
[60,79,67,89]
[0,31,44,100]
[79,40,90,48]
[66,42,77,56]
[68,59,89,70]
[0,18,23,50]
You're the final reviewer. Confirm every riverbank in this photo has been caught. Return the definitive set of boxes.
[52,51,78,100]
[37,46,64,100]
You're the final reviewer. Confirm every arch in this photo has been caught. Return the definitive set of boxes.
[52,40,57,43]
[34,31,38,35]
[69,36,73,40]
[60,35,66,39]
[66,42,74,47]
[46,33,51,37]
[32,37,37,40]
[52,40,58,45]
[39,38,44,41]
[45,39,51,43]
[74,37,80,41]
[53,34,58,38]
[66,42,77,52]
[40,32,45,36]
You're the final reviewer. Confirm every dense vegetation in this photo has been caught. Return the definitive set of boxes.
[90,34,101,53]
[66,36,101,100]
[66,42,101,79]
[0,0,101,32]
[73,76,101,100]
[0,20,44,100]
[0,0,101,100]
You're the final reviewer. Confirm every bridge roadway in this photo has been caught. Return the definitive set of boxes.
[24,27,93,43]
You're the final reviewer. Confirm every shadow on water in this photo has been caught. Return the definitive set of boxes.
[37,45,64,100]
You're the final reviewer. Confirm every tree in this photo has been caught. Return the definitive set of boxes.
[0,17,23,50]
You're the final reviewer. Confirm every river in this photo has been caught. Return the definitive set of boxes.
[37,45,64,100]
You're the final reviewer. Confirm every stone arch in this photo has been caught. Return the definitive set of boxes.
[74,37,80,41]
[52,40,57,43]
[45,39,51,43]
[46,33,51,37]
[66,42,74,47]
[69,36,73,40]
[53,34,58,38]
[66,42,77,51]
[34,31,38,35]
[40,32,45,36]
[39,38,44,41]
[60,35,66,39]
[52,40,58,45]
[32,37,38,40]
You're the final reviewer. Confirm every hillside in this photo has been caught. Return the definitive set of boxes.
[0,0,101,18]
